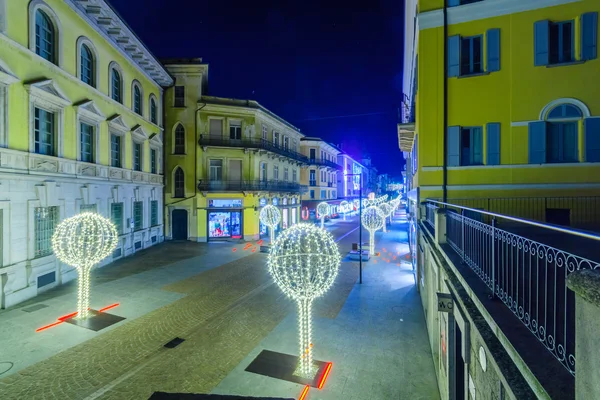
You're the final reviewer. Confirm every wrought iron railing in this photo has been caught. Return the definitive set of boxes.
[398,101,415,124]
[308,158,342,170]
[426,200,600,376]
[198,136,309,164]
[197,179,303,193]
[425,203,437,228]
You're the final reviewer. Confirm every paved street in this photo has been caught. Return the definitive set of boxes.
[0,213,439,400]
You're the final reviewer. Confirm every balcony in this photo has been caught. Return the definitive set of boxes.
[197,179,304,193]
[398,100,415,152]
[198,136,308,165]
[309,180,317,187]
[308,157,342,170]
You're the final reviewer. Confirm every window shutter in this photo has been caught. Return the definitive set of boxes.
[209,119,222,136]
[581,12,598,61]
[448,36,460,77]
[447,126,460,166]
[448,0,460,7]
[487,29,501,71]
[528,121,547,164]
[584,117,600,162]
[534,20,550,66]
[486,123,501,165]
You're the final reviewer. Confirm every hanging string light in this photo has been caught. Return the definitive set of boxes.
[260,205,281,244]
[52,213,118,319]
[267,223,341,378]
[316,202,330,229]
[361,206,385,255]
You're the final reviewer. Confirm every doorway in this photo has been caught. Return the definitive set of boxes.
[172,209,188,240]
[229,159,242,182]
[455,322,466,400]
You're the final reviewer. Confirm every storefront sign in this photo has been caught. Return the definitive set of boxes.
[272,197,279,206]
[437,293,454,313]
[259,198,267,207]
[209,199,242,208]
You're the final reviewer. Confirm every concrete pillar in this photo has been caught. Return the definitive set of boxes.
[566,269,600,399]
[434,208,447,244]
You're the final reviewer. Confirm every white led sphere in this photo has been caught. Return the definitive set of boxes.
[340,200,349,213]
[362,199,370,209]
[52,213,118,268]
[268,223,341,301]
[316,202,330,218]
[260,204,281,227]
[379,202,393,217]
[362,206,385,232]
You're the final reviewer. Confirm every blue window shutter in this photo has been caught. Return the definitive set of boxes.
[534,20,550,66]
[581,12,598,61]
[487,29,501,72]
[486,123,501,165]
[528,121,547,164]
[448,0,460,6]
[447,126,460,166]
[584,117,600,162]
[448,36,460,77]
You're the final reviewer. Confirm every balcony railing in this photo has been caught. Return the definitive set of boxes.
[198,136,309,164]
[197,179,304,193]
[309,180,317,186]
[423,199,600,377]
[398,101,415,124]
[308,157,342,170]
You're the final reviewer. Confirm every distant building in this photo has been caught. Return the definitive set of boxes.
[299,138,342,201]
[361,157,379,195]
[337,153,369,199]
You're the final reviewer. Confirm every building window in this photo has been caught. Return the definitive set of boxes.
[310,190,315,199]
[35,10,55,64]
[209,119,222,137]
[460,35,482,75]
[80,44,94,86]
[34,206,58,258]
[230,121,241,140]
[292,169,297,182]
[151,148,157,174]
[283,136,289,150]
[150,97,158,124]
[174,86,185,107]
[80,203,97,213]
[174,167,185,198]
[209,159,222,181]
[262,125,268,140]
[461,127,483,166]
[320,190,326,198]
[111,202,123,234]
[133,82,143,115]
[260,162,267,181]
[309,170,316,186]
[547,122,578,163]
[151,200,159,226]
[134,142,142,171]
[133,201,143,231]
[549,21,574,64]
[273,132,279,147]
[34,107,55,156]
[174,123,185,154]
[111,67,122,103]
[283,168,289,181]
[111,134,122,168]
[80,122,94,163]
[273,165,279,180]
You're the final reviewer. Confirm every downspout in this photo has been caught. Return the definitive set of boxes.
[442,0,449,203]
[195,103,207,188]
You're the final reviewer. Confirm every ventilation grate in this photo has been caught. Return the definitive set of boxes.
[164,337,185,349]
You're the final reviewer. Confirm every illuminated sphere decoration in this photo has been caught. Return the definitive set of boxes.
[339,200,349,220]
[361,206,385,255]
[52,213,118,319]
[260,205,281,244]
[267,223,341,377]
[361,199,371,209]
[378,203,393,232]
[316,202,330,229]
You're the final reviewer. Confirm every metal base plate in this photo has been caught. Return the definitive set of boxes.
[259,245,271,253]
[245,350,329,387]
[64,310,125,331]
[149,392,293,399]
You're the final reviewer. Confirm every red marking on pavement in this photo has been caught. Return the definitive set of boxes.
[298,385,310,400]
[58,311,79,321]
[37,303,120,332]
[36,321,64,332]
[251,247,257,253]
[98,303,120,313]
[382,248,387,252]
[232,248,237,252]
[397,263,401,266]
[257,239,264,246]
[393,255,397,260]
[318,362,333,389]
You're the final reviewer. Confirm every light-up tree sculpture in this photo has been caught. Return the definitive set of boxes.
[353,199,360,215]
[52,213,118,319]
[339,200,349,220]
[267,224,341,377]
[316,202,330,229]
[378,203,393,232]
[362,206,385,255]
[260,204,281,244]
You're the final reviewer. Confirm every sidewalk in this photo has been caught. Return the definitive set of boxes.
[211,220,439,400]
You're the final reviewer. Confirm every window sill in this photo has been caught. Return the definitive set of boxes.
[457,71,490,79]
[546,60,585,68]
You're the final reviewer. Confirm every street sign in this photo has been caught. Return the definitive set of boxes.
[437,293,454,313]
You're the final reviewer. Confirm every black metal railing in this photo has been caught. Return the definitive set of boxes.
[198,179,303,192]
[309,180,317,186]
[399,101,415,124]
[308,157,342,170]
[198,136,309,164]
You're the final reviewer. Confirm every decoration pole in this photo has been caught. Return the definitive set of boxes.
[298,298,313,376]
[369,231,375,255]
[77,265,91,319]
[321,216,324,229]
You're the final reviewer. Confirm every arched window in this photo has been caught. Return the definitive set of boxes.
[80,43,94,86]
[174,124,185,154]
[132,81,143,115]
[150,96,158,124]
[174,167,185,198]
[544,103,584,163]
[35,10,55,63]
[110,64,122,103]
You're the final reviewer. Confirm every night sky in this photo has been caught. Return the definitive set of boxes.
[110,0,406,177]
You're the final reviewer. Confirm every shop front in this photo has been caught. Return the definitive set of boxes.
[207,199,243,240]
[259,196,300,237]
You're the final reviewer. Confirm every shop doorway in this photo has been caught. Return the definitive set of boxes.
[172,209,188,240]
[208,211,242,239]
[454,322,466,400]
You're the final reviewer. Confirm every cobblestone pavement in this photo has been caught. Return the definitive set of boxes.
[0,218,367,400]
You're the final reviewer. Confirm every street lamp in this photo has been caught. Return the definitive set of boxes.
[345,172,364,284]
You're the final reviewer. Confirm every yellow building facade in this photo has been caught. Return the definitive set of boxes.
[402,0,600,227]
[0,0,172,308]
[163,60,305,242]
[299,137,341,201]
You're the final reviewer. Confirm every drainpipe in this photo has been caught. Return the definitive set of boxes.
[195,103,207,188]
[442,0,449,203]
